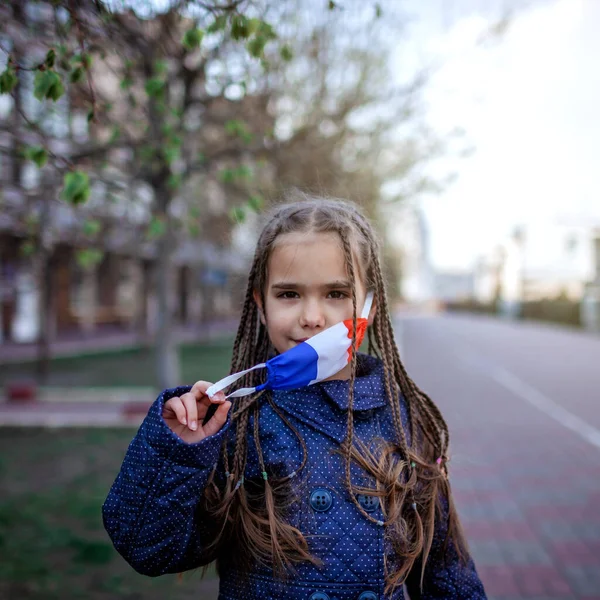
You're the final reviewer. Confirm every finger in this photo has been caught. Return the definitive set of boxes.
[190,380,212,400]
[191,381,226,403]
[202,401,231,438]
[164,397,187,426]
[192,382,225,421]
[180,392,199,431]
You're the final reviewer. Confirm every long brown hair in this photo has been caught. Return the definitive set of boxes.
[203,195,468,595]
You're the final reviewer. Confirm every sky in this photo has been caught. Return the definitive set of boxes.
[396,0,600,271]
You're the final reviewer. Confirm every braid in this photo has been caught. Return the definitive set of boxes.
[339,227,361,519]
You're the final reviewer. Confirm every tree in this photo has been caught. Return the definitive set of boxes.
[0,0,431,386]
[0,0,283,387]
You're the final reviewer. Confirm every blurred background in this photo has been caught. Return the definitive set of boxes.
[1,1,599,599]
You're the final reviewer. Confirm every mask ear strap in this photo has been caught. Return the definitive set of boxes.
[361,291,374,319]
[206,363,266,398]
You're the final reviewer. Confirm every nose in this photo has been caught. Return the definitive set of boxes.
[299,299,325,329]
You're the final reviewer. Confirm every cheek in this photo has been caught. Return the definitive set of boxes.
[263,301,292,331]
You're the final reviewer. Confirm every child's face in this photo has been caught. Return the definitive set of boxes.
[255,231,369,380]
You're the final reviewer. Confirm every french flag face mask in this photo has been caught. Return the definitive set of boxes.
[207,292,374,399]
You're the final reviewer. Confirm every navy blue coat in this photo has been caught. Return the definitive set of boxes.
[103,354,487,600]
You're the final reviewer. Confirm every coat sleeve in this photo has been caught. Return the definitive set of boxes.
[102,386,231,577]
[404,492,487,599]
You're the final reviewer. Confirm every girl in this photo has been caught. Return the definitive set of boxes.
[103,198,487,600]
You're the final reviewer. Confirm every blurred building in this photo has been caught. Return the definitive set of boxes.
[581,233,600,332]
[0,3,268,345]
[433,270,475,303]
[388,204,435,303]
[503,223,596,300]
[484,220,600,324]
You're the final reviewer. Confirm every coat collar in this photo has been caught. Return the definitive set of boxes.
[316,353,388,412]
[270,354,388,443]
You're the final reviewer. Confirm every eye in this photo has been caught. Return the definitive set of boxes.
[277,291,299,299]
[328,290,349,299]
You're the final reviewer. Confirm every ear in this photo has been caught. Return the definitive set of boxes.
[253,289,266,325]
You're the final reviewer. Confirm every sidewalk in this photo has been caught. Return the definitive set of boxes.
[0,317,239,427]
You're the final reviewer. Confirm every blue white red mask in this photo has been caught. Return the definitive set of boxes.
[207,292,374,399]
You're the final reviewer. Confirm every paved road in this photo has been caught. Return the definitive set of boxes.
[398,313,600,600]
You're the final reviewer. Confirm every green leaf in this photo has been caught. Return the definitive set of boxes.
[168,133,182,148]
[75,248,104,270]
[167,173,182,190]
[231,15,249,40]
[24,146,48,168]
[82,219,101,236]
[144,77,165,97]
[0,66,18,94]
[259,21,277,40]
[246,36,268,59]
[207,15,227,33]
[164,146,180,165]
[34,70,55,100]
[61,170,90,205]
[87,109,95,123]
[218,168,235,184]
[247,194,264,212]
[280,45,293,62]
[34,70,64,102]
[146,217,166,239]
[229,206,246,223]
[120,76,133,90]
[328,1,338,9]
[188,222,200,237]
[224,119,252,143]
[70,66,84,83]
[235,165,253,179]
[154,59,168,75]
[375,3,382,18]
[79,54,92,69]
[247,18,262,36]
[182,28,204,50]
[45,49,56,68]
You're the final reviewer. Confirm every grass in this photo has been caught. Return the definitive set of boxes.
[0,337,235,388]
[0,428,220,599]
[0,337,235,598]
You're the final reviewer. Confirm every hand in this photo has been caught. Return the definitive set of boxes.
[162,380,231,444]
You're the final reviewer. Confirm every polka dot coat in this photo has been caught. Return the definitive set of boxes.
[103,354,487,600]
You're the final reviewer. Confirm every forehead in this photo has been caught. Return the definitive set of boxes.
[267,231,358,283]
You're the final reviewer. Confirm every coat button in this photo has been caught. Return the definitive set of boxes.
[310,488,333,512]
[357,592,378,600]
[357,494,379,512]
[309,593,330,600]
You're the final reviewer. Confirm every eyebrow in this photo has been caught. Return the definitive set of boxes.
[271,280,352,290]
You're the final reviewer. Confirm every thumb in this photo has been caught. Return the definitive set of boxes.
[202,401,231,438]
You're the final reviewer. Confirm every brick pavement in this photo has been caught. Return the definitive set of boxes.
[402,314,600,600]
